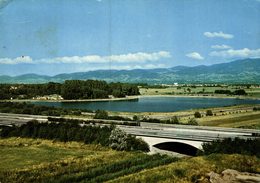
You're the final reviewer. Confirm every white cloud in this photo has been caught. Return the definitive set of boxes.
[204,31,234,39]
[186,52,204,60]
[111,64,165,70]
[0,56,33,64]
[0,51,171,65]
[105,51,171,63]
[76,63,167,72]
[211,44,232,50]
[42,55,104,64]
[209,48,260,58]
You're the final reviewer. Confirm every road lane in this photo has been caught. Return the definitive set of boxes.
[0,113,259,142]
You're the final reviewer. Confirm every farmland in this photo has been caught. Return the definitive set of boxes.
[0,138,177,183]
[139,85,260,99]
[0,138,259,183]
[110,104,260,129]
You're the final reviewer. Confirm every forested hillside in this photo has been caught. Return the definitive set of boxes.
[1,59,259,84]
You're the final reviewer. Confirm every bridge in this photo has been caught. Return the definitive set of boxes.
[1,112,259,156]
[119,122,260,156]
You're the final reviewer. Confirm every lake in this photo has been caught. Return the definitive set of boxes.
[31,96,260,112]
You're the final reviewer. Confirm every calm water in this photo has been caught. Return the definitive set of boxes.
[31,97,260,112]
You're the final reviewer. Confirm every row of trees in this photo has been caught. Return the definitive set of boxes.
[200,137,260,157]
[0,82,62,99]
[62,80,140,99]
[0,80,140,100]
[0,102,90,116]
[0,120,149,152]
[214,89,247,95]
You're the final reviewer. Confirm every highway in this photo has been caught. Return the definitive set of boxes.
[0,112,48,126]
[119,124,258,142]
[0,112,259,142]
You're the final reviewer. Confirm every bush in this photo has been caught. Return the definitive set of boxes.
[133,115,139,121]
[1,119,147,151]
[214,90,232,95]
[194,111,201,118]
[0,102,91,116]
[109,127,149,152]
[201,138,260,157]
[94,110,109,119]
[0,120,112,146]
[187,118,198,126]
[233,89,247,95]
[171,116,180,124]
[206,110,213,116]
[141,118,161,123]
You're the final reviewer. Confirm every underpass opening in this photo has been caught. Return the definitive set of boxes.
[153,142,201,156]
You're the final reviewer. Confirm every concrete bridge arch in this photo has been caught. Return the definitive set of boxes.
[137,136,204,156]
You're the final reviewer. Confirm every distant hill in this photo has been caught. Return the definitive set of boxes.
[0,58,259,84]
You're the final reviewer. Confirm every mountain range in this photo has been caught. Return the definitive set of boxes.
[0,58,259,84]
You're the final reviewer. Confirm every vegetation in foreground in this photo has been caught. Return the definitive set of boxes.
[0,120,149,152]
[200,138,260,157]
[0,138,259,183]
[0,138,177,183]
[109,154,259,183]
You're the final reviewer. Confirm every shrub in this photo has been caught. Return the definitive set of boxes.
[201,138,260,157]
[187,118,198,126]
[0,120,112,146]
[171,116,180,124]
[109,128,128,151]
[109,127,149,152]
[194,111,201,118]
[133,115,139,121]
[206,110,213,116]
[94,110,109,119]
[214,90,232,95]
[233,89,247,95]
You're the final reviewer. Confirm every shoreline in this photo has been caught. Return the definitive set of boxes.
[1,94,259,103]
[140,94,260,100]
[1,95,139,103]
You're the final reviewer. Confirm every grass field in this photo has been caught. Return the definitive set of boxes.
[0,138,176,183]
[110,104,260,129]
[0,138,112,171]
[198,112,260,128]
[140,86,260,99]
[109,154,260,183]
[0,138,259,183]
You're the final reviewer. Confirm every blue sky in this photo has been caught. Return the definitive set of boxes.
[0,0,259,76]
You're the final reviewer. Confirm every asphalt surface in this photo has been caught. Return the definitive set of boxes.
[0,112,259,142]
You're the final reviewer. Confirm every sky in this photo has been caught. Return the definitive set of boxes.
[0,0,259,76]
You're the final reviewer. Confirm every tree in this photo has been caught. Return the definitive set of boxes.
[233,89,247,95]
[187,118,198,125]
[109,127,149,151]
[109,127,128,151]
[171,116,180,124]
[194,111,201,118]
[206,110,213,116]
[94,110,109,119]
[133,115,139,121]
